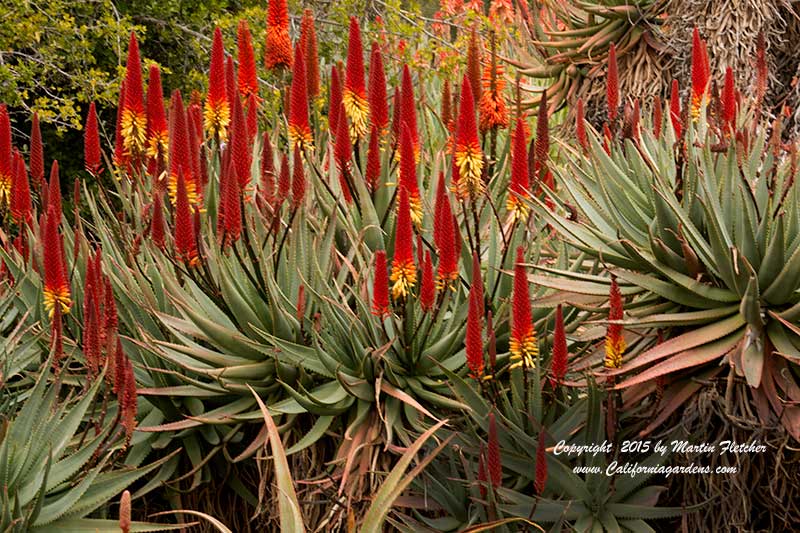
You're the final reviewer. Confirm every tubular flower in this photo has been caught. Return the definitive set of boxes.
[722,67,736,135]
[329,64,343,139]
[390,188,417,301]
[11,151,32,225]
[288,45,313,151]
[372,250,391,317]
[174,168,199,267]
[479,61,508,133]
[30,112,44,189]
[0,105,12,205]
[607,42,619,123]
[690,28,710,120]
[454,74,484,201]
[237,20,259,100]
[507,118,530,221]
[276,153,291,211]
[368,42,389,137]
[487,412,501,488]
[670,79,682,141]
[113,81,129,170]
[222,156,242,246]
[398,66,419,157]
[551,304,567,384]
[150,192,166,250]
[334,104,354,204]
[265,0,292,70]
[145,65,169,163]
[225,56,236,116]
[399,122,422,224]
[466,26,482,104]
[365,125,381,192]
[420,250,436,312]
[205,28,230,142]
[434,173,458,289]
[653,96,663,140]
[291,145,305,209]
[230,94,251,190]
[299,10,320,100]
[84,102,102,176]
[343,17,369,141]
[466,253,484,378]
[604,275,626,369]
[168,91,199,206]
[42,207,71,317]
[246,94,258,145]
[83,283,101,379]
[48,161,62,220]
[576,98,589,152]
[121,32,147,157]
[510,247,537,370]
[534,430,547,494]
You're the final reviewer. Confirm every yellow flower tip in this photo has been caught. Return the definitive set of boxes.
[288,125,314,152]
[146,132,169,159]
[455,143,484,200]
[43,287,71,318]
[0,173,10,204]
[203,100,231,142]
[342,90,370,140]
[408,192,423,226]
[604,337,626,369]
[167,174,201,207]
[509,331,538,370]
[121,109,148,154]
[506,194,530,222]
[390,261,417,301]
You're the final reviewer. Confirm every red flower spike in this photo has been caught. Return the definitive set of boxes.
[433,172,447,250]
[343,17,369,140]
[222,159,242,247]
[607,43,619,123]
[245,94,258,145]
[420,250,435,312]
[722,67,736,134]
[114,337,126,394]
[150,192,166,250]
[11,151,32,225]
[145,65,168,165]
[368,42,389,136]
[399,122,422,224]
[113,81,129,170]
[653,96,663,140]
[551,304,567,384]
[602,122,612,155]
[466,26,482,103]
[291,145,305,209]
[237,20,258,100]
[399,66,419,156]
[333,105,354,204]
[121,32,147,156]
[372,250,391,317]
[510,247,537,370]
[288,45,313,151]
[471,251,483,303]
[576,98,589,152]
[299,10,320,101]
[487,412,501,488]
[365,125,381,192]
[174,168,199,267]
[30,112,44,190]
[167,91,199,206]
[670,79,682,141]
[604,275,626,369]
[205,27,230,142]
[507,118,530,221]
[84,102,102,176]
[454,74,484,200]
[690,28,710,119]
[120,351,138,439]
[534,431,547,494]
[265,0,292,71]
[0,105,12,206]
[42,206,71,317]
[441,79,452,130]
[231,94,251,190]
[466,253,484,378]
[83,283,101,379]
[435,182,459,290]
[296,284,306,323]
[217,149,231,235]
[276,153,291,211]
[48,161,61,221]
[390,187,417,301]
[329,65,343,141]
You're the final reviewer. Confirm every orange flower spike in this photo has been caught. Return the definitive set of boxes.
[551,304,567,384]
[83,102,102,176]
[399,66,419,155]
[507,118,530,221]
[420,250,436,312]
[48,161,62,221]
[365,125,381,192]
[399,122,422,224]
[722,67,736,135]
[205,27,230,142]
[245,94,258,145]
[291,145,306,209]
[479,60,508,133]
[237,20,259,100]
[30,112,44,190]
[466,26,482,103]
[604,275,626,369]
[329,65,343,140]
[167,91,198,206]
[607,42,619,124]
[265,0,292,71]
[534,430,547,494]
[372,250,391,317]
[11,151,32,225]
[368,42,389,136]
[222,158,242,247]
[121,32,147,157]
[150,192,166,250]
[343,17,369,141]
[231,94,251,190]
[454,74,484,201]
[42,206,71,317]
[465,278,484,378]
[288,45,313,151]
[510,247,537,370]
[390,187,417,301]
[300,10,320,100]
[434,174,458,290]
[653,95,663,140]
[174,168,199,267]
[0,105,12,205]
[487,412,501,487]
[690,28,710,119]
[576,98,589,152]
[670,79,682,141]
[145,65,168,162]
[276,153,291,210]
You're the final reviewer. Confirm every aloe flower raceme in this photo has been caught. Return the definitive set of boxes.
[29,112,44,189]
[237,20,258,100]
[83,102,102,176]
[670,79,682,141]
[653,96,663,139]
[343,17,369,141]
[509,247,537,370]
[604,276,625,370]
[221,157,242,247]
[299,10,320,101]
[398,66,419,156]
[168,91,199,206]
[276,153,290,211]
[0,105,11,205]
[368,42,388,137]
[245,93,258,145]
[507,118,530,221]
[205,27,230,142]
[534,430,547,494]
[11,151,32,225]
[487,412,501,488]
[258,132,275,212]
[479,59,508,133]
[420,250,436,312]
[265,0,292,70]
[365,125,381,192]
[47,161,62,220]
[550,304,567,384]
[372,250,391,317]
[690,28,710,119]
[120,32,147,157]
[145,65,168,169]
[466,26,482,104]
[399,122,422,224]
[230,94,251,191]
[454,74,484,201]
[334,104,354,204]
[42,206,71,317]
[722,67,736,134]
[434,173,459,289]
[465,254,484,378]
[607,42,619,124]
[390,187,417,301]
[329,64,343,139]
[288,45,313,151]
[174,168,199,267]
[534,91,553,196]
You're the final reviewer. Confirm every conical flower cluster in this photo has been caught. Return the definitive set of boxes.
[509,247,537,370]
[145,65,169,165]
[506,118,530,220]
[42,206,71,317]
[288,45,313,150]
[120,32,147,157]
[342,18,369,141]
[390,188,417,300]
[690,28,710,120]
[454,74,484,201]
[265,0,293,70]
[205,28,230,142]
[604,276,626,369]
[237,20,258,100]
